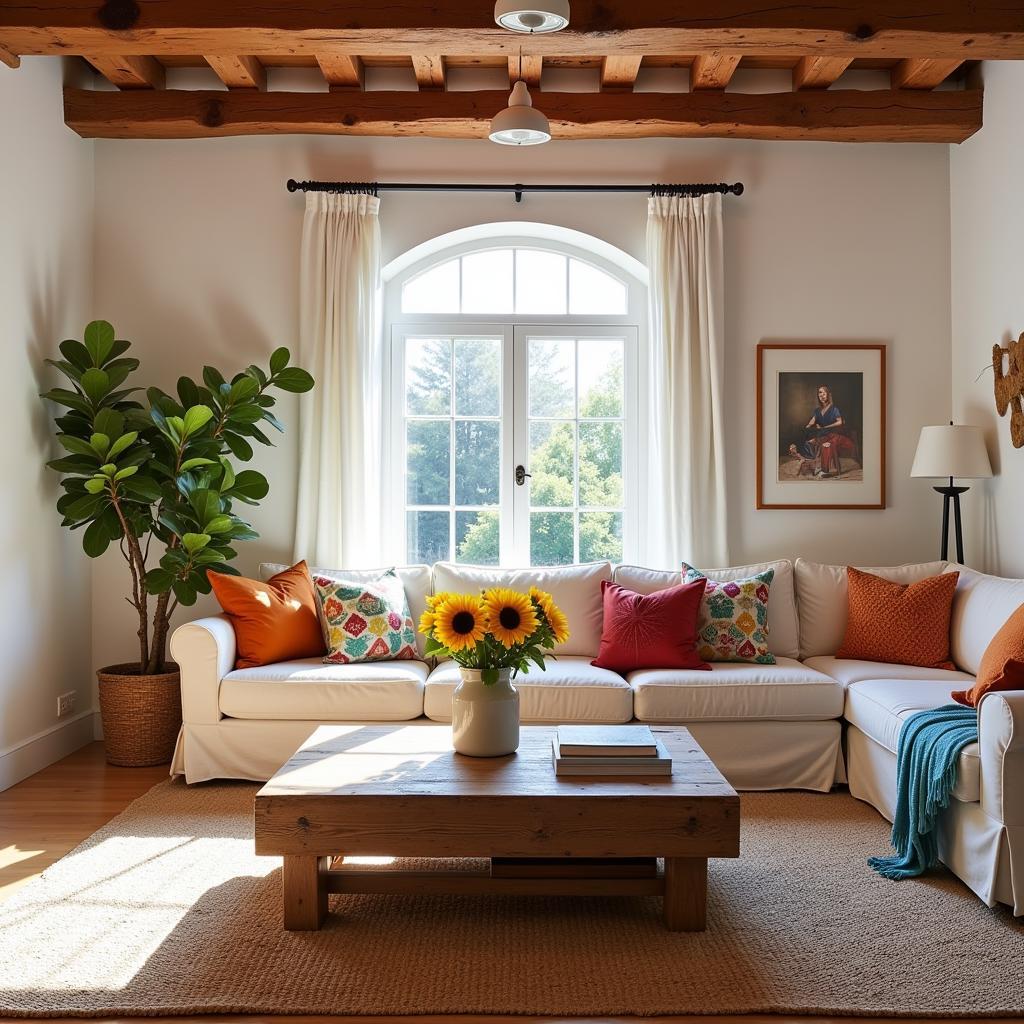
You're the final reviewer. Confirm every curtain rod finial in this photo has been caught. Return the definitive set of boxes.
[287,179,299,193]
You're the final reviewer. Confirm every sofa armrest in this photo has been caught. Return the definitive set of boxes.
[169,616,236,725]
[979,690,1024,826]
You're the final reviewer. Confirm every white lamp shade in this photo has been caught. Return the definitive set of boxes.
[911,424,993,479]
[494,0,570,32]
[488,80,551,145]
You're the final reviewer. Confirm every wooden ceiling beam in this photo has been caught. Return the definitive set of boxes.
[316,54,364,90]
[0,43,18,68]
[86,55,165,89]
[63,86,982,144]
[690,54,741,90]
[5,2,1024,59]
[508,55,542,88]
[892,58,962,89]
[205,54,265,90]
[411,55,447,91]
[792,56,853,89]
[600,55,643,91]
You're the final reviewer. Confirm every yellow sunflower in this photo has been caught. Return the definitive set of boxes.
[529,586,570,645]
[418,608,437,634]
[482,587,538,648]
[432,593,487,652]
[425,591,454,610]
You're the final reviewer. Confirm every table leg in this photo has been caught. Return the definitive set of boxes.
[282,854,330,930]
[663,856,707,932]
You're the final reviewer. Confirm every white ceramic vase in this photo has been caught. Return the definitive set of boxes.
[452,667,520,757]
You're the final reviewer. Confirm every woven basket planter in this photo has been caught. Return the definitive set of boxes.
[97,663,182,767]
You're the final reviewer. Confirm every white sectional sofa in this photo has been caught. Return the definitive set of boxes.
[169,556,1024,916]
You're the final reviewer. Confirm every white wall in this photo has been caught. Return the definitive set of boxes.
[91,132,953,667]
[951,62,1024,576]
[0,58,95,788]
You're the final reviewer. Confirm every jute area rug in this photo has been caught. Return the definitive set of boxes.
[1,779,1023,1018]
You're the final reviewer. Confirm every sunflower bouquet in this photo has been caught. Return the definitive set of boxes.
[419,586,570,684]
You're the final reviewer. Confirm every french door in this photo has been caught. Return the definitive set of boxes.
[391,323,638,567]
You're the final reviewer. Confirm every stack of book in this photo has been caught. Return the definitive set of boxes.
[551,724,672,776]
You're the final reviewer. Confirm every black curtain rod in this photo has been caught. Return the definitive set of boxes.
[286,179,743,203]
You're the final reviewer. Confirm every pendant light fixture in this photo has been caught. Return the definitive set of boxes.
[489,51,552,145]
[493,0,570,33]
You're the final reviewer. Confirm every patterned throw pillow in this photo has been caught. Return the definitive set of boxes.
[313,570,419,664]
[681,563,776,664]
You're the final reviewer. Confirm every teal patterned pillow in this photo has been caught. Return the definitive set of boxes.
[681,563,776,664]
[313,570,418,664]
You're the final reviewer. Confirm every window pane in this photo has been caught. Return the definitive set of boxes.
[406,420,450,505]
[580,511,623,563]
[456,510,499,565]
[402,260,460,314]
[578,421,623,507]
[529,420,574,508]
[462,250,513,314]
[454,420,500,506]
[515,249,567,315]
[529,338,575,418]
[406,338,451,416]
[531,511,574,566]
[454,337,501,416]
[578,339,624,418]
[407,510,450,564]
[569,259,628,315]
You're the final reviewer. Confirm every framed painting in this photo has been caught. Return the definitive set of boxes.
[756,343,886,510]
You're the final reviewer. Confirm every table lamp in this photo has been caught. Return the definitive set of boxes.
[910,422,992,564]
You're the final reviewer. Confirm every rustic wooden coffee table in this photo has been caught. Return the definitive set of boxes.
[254,724,739,933]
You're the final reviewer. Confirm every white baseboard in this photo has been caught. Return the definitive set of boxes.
[0,709,98,793]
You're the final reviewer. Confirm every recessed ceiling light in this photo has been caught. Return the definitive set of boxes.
[494,1,570,33]
[488,80,552,145]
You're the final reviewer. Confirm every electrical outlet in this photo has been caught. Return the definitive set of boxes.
[56,691,76,718]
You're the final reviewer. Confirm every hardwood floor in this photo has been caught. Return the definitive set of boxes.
[0,745,1015,1024]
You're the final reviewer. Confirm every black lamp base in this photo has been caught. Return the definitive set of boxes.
[933,477,969,564]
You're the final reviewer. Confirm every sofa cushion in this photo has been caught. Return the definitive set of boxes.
[805,655,974,689]
[614,559,799,660]
[262,562,432,657]
[220,658,427,721]
[950,566,1024,675]
[794,559,949,659]
[432,561,611,658]
[423,657,632,723]
[629,657,843,722]
[844,677,980,803]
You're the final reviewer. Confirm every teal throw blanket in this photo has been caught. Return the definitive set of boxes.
[868,704,978,880]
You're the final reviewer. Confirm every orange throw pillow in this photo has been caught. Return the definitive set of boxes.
[207,560,326,669]
[952,603,1024,707]
[836,567,959,670]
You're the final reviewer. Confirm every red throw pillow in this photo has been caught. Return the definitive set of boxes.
[592,579,710,673]
[836,567,959,670]
[952,602,1024,707]
[208,560,326,669]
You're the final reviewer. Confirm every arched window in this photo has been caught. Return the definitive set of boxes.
[384,224,645,568]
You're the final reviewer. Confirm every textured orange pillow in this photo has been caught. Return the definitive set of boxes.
[836,567,959,670]
[207,560,326,669]
[952,603,1024,707]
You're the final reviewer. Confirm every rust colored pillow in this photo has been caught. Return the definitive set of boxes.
[952,603,1024,707]
[207,560,326,669]
[836,567,960,670]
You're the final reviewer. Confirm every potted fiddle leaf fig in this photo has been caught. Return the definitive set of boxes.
[42,320,314,766]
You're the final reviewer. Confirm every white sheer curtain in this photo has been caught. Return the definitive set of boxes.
[294,191,383,568]
[644,193,728,569]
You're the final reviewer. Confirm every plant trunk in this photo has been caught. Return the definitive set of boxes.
[147,590,173,675]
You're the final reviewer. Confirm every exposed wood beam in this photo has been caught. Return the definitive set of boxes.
[600,55,643,92]
[508,55,542,88]
[7,2,1024,59]
[411,55,446,91]
[86,55,165,89]
[892,58,962,89]
[690,54,741,90]
[792,56,853,89]
[63,87,982,144]
[205,54,265,90]
[316,54,364,90]
[0,43,18,69]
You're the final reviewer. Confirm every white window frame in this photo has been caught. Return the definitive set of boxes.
[383,226,648,568]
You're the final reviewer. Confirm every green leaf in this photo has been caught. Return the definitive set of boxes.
[204,514,233,534]
[228,376,259,403]
[84,478,107,494]
[165,416,185,439]
[113,465,138,481]
[272,367,315,393]
[219,459,235,491]
[90,432,111,455]
[226,404,263,424]
[189,488,222,527]
[182,532,211,554]
[182,405,215,437]
[83,321,116,366]
[172,578,199,606]
[269,347,290,375]
[179,457,216,472]
[261,410,286,433]
[41,388,92,415]
[227,469,269,502]
[246,364,268,388]
[93,408,125,439]
[205,563,241,577]
[108,338,131,361]
[79,368,110,406]
[121,475,163,501]
[202,366,226,392]
[82,516,113,557]
[47,454,96,474]
[176,376,202,409]
[59,339,92,371]
[223,432,253,461]
[104,357,139,390]
[144,568,175,595]
[59,434,100,459]
[107,431,139,461]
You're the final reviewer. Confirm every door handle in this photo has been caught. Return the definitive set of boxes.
[515,465,532,486]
